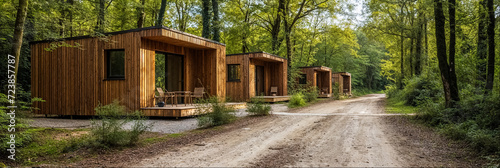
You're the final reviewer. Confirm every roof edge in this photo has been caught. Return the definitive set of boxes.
[29,25,226,46]
[299,66,332,70]
[226,51,287,60]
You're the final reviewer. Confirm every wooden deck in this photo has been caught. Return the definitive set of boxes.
[140,102,246,117]
[318,94,333,98]
[254,96,291,103]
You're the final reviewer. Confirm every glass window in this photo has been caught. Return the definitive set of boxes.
[107,50,125,79]
[227,64,240,82]
[299,74,307,84]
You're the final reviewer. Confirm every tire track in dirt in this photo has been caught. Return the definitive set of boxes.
[134,94,483,167]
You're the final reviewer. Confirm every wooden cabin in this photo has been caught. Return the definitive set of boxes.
[332,72,352,95]
[299,66,332,98]
[226,52,288,102]
[30,26,226,117]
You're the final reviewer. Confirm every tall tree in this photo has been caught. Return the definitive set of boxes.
[399,2,405,89]
[212,0,220,41]
[96,0,105,33]
[282,0,327,68]
[172,0,195,32]
[201,0,211,38]
[156,0,167,26]
[12,0,29,83]
[415,10,423,76]
[434,0,459,108]
[137,0,145,28]
[448,0,458,99]
[485,0,495,92]
[476,0,487,85]
[255,0,285,53]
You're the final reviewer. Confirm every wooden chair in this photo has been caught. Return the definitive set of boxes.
[321,87,329,95]
[155,88,175,106]
[190,87,205,103]
[270,86,278,96]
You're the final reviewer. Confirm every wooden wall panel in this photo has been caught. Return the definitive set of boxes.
[31,27,225,116]
[300,67,332,95]
[227,52,287,101]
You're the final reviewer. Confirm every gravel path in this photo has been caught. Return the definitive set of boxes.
[132,94,479,167]
[30,104,283,134]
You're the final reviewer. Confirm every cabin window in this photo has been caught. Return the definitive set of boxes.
[299,74,307,84]
[227,64,240,82]
[106,49,125,79]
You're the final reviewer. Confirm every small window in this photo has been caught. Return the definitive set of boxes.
[227,64,240,82]
[299,74,307,84]
[106,49,125,79]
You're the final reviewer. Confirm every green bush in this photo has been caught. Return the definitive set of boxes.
[0,92,43,158]
[196,97,237,127]
[288,93,306,108]
[303,86,318,102]
[401,74,442,106]
[91,100,151,147]
[247,98,271,116]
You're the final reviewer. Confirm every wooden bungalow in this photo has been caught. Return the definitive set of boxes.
[226,52,288,102]
[30,26,227,117]
[299,66,332,98]
[332,72,352,95]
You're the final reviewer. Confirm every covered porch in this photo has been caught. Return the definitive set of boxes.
[138,27,227,116]
[299,66,333,98]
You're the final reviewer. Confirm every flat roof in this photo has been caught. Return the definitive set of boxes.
[29,25,225,46]
[227,51,287,60]
[299,66,332,71]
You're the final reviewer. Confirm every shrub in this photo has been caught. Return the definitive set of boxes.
[247,98,271,116]
[91,100,151,147]
[288,93,306,108]
[196,97,237,127]
[303,86,318,102]
[0,92,43,158]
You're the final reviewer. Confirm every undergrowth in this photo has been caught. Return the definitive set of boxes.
[196,97,237,127]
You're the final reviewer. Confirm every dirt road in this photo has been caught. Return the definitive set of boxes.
[133,94,480,167]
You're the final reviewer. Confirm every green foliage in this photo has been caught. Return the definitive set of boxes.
[401,72,442,106]
[196,97,237,128]
[0,92,44,159]
[246,97,271,116]
[288,93,306,108]
[90,100,151,147]
[289,81,318,103]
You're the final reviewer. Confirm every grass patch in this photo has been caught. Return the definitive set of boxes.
[385,98,418,114]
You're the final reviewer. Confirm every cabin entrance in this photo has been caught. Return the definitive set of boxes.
[255,65,265,96]
[155,52,184,92]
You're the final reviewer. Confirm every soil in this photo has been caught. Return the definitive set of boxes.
[58,94,484,167]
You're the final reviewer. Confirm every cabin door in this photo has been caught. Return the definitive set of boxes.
[255,66,265,96]
[316,73,320,88]
[155,52,184,92]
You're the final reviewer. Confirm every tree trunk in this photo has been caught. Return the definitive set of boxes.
[96,0,105,33]
[271,0,285,53]
[448,0,460,105]
[435,0,459,108]
[399,29,404,89]
[415,12,423,76]
[399,2,404,89]
[211,0,220,41]
[12,0,29,83]
[202,0,211,38]
[68,0,74,37]
[485,0,495,92]
[477,0,488,85]
[157,0,167,26]
[137,0,145,28]
[285,24,292,69]
[410,38,414,77]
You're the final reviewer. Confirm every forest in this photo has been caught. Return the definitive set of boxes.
[1,0,500,155]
